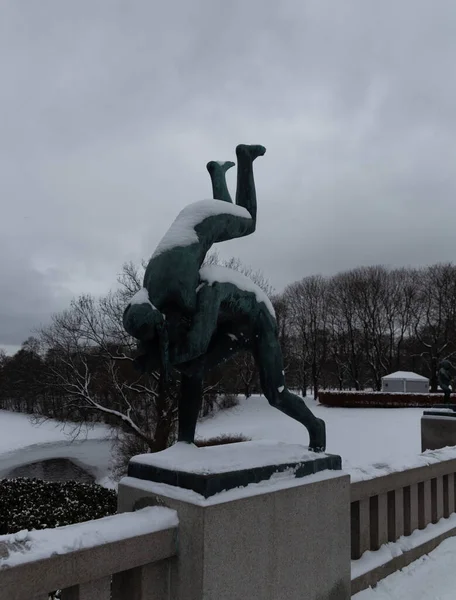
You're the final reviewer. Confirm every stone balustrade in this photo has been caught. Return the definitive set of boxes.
[4,453,456,598]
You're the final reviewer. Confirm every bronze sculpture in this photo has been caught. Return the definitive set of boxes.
[438,360,454,403]
[123,144,326,452]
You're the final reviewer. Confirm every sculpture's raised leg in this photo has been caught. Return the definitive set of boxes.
[235,144,266,224]
[206,161,235,203]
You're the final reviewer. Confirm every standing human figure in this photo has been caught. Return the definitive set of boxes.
[438,360,454,404]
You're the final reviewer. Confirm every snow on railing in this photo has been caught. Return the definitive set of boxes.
[0,507,178,600]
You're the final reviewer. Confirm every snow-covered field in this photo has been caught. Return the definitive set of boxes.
[0,410,114,486]
[197,395,424,481]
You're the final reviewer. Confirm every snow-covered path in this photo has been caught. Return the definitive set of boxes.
[354,537,456,599]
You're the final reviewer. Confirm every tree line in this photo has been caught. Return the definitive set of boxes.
[1,260,455,458]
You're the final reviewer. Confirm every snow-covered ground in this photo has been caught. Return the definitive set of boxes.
[354,537,456,599]
[196,395,423,480]
[0,410,114,486]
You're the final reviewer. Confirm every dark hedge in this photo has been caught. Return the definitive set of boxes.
[0,477,117,535]
[318,390,455,408]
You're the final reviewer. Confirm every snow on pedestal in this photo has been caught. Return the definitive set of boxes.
[131,440,319,474]
[127,440,341,498]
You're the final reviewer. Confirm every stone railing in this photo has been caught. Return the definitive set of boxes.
[351,455,456,593]
[0,506,178,600]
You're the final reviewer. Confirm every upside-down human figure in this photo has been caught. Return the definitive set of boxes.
[123,144,326,451]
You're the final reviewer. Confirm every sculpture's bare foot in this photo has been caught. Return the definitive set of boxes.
[308,418,326,453]
[206,160,235,174]
[236,144,266,161]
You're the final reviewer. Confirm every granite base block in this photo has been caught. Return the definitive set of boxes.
[424,403,456,414]
[422,411,456,451]
[118,467,351,600]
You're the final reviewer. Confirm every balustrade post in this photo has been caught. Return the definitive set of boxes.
[432,476,445,523]
[61,577,111,600]
[387,488,404,542]
[418,480,432,530]
[112,561,171,600]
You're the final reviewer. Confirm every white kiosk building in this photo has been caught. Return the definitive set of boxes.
[381,371,429,393]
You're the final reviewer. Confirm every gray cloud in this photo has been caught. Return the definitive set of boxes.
[2,0,456,348]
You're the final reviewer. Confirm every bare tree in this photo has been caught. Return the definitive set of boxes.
[37,263,179,453]
[284,275,329,399]
[349,266,392,390]
[326,291,352,391]
[411,264,456,391]
[327,272,365,390]
[39,295,174,450]
[383,268,419,372]
[36,259,222,462]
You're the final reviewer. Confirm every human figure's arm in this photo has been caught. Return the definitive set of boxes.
[170,283,223,364]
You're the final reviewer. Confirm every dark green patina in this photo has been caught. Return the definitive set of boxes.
[123,144,326,452]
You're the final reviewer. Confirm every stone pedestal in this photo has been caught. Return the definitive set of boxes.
[422,409,456,451]
[127,440,341,498]
[118,442,350,600]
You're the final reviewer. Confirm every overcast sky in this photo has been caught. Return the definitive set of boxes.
[2,0,456,353]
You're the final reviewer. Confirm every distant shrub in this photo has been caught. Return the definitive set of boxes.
[217,394,240,411]
[0,478,117,535]
[112,431,156,480]
[201,389,219,417]
[195,434,249,447]
[318,390,455,408]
